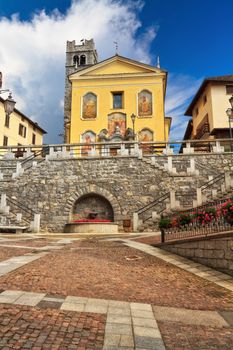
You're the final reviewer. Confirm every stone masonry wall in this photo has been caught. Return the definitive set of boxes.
[1,153,233,232]
[1,157,170,232]
[161,235,233,276]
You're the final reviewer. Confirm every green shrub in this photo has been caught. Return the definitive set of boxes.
[159,218,171,229]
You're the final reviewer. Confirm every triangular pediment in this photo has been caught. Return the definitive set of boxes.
[69,55,165,80]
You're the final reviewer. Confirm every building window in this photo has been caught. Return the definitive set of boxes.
[226,85,233,94]
[32,133,36,145]
[19,124,27,138]
[203,95,207,105]
[5,114,10,128]
[112,92,123,109]
[3,136,8,146]
[80,55,86,65]
[73,55,79,68]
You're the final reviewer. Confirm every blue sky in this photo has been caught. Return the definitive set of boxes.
[0,0,233,143]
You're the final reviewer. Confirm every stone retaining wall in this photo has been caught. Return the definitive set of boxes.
[1,153,233,232]
[161,234,233,276]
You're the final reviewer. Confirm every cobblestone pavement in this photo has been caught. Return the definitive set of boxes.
[158,321,233,350]
[0,303,105,349]
[0,247,33,262]
[132,234,161,245]
[0,235,232,349]
[0,239,232,310]
[0,239,55,248]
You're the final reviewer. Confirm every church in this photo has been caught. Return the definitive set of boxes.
[64,39,171,145]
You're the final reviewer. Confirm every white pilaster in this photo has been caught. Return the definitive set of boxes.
[164,156,176,174]
[169,190,180,210]
[213,141,224,153]
[187,158,199,175]
[31,214,41,233]
[133,213,139,231]
[183,142,194,154]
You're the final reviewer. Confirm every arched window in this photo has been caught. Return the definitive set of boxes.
[80,55,86,65]
[138,89,152,117]
[82,93,97,119]
[73,55,79,68]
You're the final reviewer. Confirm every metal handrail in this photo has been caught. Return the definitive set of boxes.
[137,192,170,215]
[200,173,224,191]
[7,197,37,216]
[20,146,49,166]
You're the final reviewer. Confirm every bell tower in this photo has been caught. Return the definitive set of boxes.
[64,39,98,143]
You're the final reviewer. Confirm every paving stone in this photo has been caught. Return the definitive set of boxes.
[108,306,131,316]
[134,326,161,338]
[216,281,233,291]
[105,323,133,335]
[60,302,85,312]
[103,346,134,350]
[153,305,229,327]
[13,292,46,306]
[84,304,108,314]
[130,303,152,311]
[43,296,65,303]
[104,334,121,346]
[218,310,233,326]
[120,334,134,347]
[37,300,62,309]
[107,314,132,325]
[87,298,109,306]
[131,309,154,319]
[135,336,165,350]
[0,290,24,303]
[132,317,158,328]
[65,295,88,303]
[109,300,130,308]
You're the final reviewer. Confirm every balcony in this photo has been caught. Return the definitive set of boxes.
[195,122,210,140]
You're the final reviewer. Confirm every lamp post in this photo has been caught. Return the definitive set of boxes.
[0,90,16,119]
[3,92,16,117]
[226,95,233,151]
[130,113,136,140]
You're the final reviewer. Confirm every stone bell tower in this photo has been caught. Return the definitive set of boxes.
[64,39,98,143]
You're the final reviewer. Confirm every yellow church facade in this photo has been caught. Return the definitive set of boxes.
[67,55,170,144]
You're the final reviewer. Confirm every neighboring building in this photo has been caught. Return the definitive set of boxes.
[184,75,233,140]
[64,39,171,144]
[0,96,46,146]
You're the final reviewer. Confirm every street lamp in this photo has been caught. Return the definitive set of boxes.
[130,113,136,140]
[3,92,16,117]
[226,95,233,151]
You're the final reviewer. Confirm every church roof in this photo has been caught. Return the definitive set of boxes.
[69,54,167,78]
[185,74,233,116]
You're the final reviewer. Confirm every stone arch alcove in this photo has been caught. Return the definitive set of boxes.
[73,193,114,221]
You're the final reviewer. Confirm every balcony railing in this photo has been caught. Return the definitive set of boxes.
[195,122,210,140]
[0,138,233,160]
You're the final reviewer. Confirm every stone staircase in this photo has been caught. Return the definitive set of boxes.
[0,194,40,233]
[0,147,48,182]
[135,155,233,232]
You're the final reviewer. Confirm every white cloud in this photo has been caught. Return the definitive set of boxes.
[165,74,202,140]
[0,0,157,142]
[0,0,201,144]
